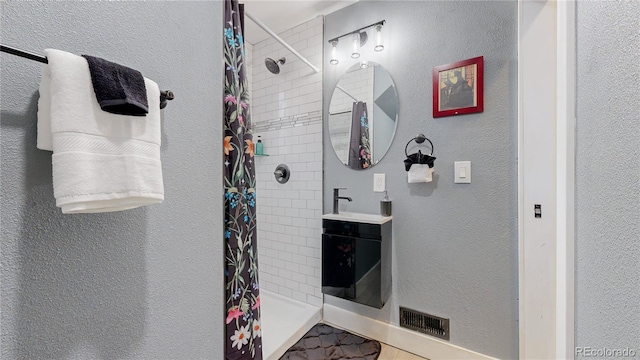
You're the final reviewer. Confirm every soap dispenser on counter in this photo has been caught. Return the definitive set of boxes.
[380,191,392,216]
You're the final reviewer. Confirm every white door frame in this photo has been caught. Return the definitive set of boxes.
[518,1,576,359]
[554,1,576,358]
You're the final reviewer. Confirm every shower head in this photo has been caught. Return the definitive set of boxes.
[265,57,286,74]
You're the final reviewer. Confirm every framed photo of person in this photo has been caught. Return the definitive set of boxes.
[432,56,484,118]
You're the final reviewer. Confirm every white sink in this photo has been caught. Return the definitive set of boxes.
[322,212,392,225]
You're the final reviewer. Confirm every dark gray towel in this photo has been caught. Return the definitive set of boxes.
[82,55,149,116]
[404,150,436,171]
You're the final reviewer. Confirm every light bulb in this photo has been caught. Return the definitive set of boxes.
[374,24,384,52]
[360,61,369,69]
[351,33,360,59]
[330,40,339,65]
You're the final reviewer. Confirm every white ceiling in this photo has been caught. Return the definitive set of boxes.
[242,0,358,44]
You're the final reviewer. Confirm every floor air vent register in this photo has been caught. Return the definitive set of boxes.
[399,306,450,341]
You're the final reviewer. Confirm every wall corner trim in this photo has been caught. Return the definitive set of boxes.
[555,0,577,359]
[322,304,498,360]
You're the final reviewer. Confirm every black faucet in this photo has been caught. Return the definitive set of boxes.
[333,188,353,214]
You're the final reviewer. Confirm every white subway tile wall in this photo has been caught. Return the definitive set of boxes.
[249,16,324,307]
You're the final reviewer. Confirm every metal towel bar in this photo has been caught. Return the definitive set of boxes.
[1,44,174,109]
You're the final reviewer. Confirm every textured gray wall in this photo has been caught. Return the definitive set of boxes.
[323,2,518,358]
[1,2,224,359]
[575,0,640,351]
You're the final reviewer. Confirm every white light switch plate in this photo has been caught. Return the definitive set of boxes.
[374,173,386,192]
[454,161,471,183]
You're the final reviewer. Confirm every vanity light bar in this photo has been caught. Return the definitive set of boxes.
[326,20,386,45]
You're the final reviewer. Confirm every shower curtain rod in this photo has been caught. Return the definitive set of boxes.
[1,44,175,109]
[336,85,359,102]
[244,12,320,74]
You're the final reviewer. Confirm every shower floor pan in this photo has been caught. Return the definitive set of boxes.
[260,290,322,359]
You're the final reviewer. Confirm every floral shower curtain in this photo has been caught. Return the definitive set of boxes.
[224,0,262,359]
[348,101,372,170]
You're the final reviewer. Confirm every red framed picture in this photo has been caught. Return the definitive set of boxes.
[432,56,484,118]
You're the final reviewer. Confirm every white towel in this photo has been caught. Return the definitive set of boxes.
[37,49,164,213]
[407,164,434,183]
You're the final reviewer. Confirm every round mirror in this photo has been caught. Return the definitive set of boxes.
[328,62,398,169]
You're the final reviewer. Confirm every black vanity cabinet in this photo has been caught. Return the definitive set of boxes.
[321,216,392,309]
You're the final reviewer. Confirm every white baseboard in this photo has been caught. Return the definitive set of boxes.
[323,304,498,360]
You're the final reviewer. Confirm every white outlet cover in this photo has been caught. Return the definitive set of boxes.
[374,173,386,192]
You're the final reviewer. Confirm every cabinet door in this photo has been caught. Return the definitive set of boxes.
[354,237,382,305]
[322,233,356,299]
